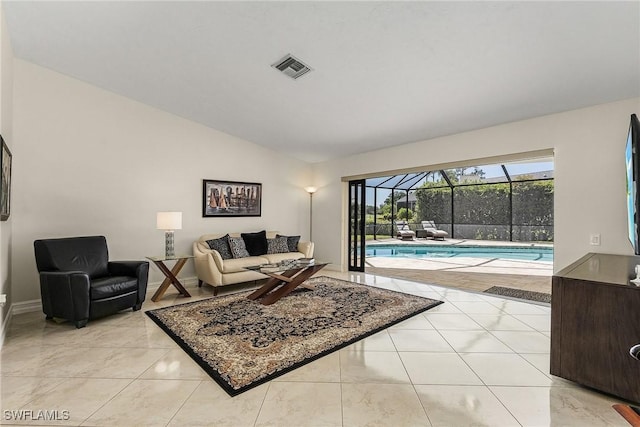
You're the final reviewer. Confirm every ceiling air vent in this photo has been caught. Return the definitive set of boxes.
[271,54,312,80]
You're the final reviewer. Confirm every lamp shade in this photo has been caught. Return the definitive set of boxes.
[305,186,317,194]
[157,212,182,230]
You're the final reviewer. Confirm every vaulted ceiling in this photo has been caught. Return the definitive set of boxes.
[3,1,639,162]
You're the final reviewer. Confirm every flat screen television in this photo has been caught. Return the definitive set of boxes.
[626,113,640,254]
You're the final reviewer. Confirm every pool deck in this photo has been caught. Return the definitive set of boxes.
[366,237,553,249]
[365,238,553,295]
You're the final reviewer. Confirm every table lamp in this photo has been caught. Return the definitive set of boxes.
[157,211,182,258]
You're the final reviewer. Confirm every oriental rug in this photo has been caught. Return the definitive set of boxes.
[146,276,443,396]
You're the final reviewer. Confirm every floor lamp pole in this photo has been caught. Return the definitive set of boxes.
[305,187,317,242]
[309,192,313,242]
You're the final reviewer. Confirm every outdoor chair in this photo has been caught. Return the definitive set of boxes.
[395,220,416,240]
[419,221,449,240]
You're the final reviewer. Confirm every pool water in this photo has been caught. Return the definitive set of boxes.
[365,244,553,262]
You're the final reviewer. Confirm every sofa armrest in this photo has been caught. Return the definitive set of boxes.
[193,250,224,287]
[297,241,314,258]
[209,250,224,271]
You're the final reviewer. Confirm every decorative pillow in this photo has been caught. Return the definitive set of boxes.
[267,236,290,254]
[228,236,250,258]
[276,234,301,252]
[205,234,233,260]
[241,230,268,256]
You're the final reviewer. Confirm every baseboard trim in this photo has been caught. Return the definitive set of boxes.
[0,275,204,347]
[12,299,42,315]
[147,276,198,291]
[0,303,13,349]
[0,299,41,349]
[4,276,199,314]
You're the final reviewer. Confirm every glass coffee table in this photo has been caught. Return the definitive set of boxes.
[245,260,328,305]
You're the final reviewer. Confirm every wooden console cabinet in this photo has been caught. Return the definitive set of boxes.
[551,253,640,403]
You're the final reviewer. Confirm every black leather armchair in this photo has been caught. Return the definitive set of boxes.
[34,236,149,328]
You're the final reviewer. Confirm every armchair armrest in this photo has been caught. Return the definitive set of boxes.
[40,270,90,290]
[108,260,147,276]
[108,261,149,303]
[39,271,91,323]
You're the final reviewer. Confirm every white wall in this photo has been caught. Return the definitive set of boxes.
[8,56,640,305]
[11,60,312,303]
[312,97,640,273]
[0,1,14,333]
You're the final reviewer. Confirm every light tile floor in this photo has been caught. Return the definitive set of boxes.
[0,271,630,427]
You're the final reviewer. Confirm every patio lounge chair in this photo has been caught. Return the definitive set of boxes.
[418,221,449,240]
[395,220,416,240]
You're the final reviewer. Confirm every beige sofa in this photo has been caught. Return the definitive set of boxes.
[193,231,314,294]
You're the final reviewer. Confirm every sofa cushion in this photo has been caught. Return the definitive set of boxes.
[90,276,138,300]
[267,236,290,254]
[228,236,250,258]
[276,234,301,252]
[206,234,233,260]
[241,230,268,256]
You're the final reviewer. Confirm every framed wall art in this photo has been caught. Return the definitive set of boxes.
[203,179,262,217]
[1,135,11,221]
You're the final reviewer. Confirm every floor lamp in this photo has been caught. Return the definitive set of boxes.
[305,187,317,241]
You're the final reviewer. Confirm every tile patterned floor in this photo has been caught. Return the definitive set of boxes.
[0,271,629,426]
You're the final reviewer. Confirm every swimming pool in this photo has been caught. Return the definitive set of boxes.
[365,244,553,262]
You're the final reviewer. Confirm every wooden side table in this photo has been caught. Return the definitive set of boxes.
[147,255,194,302]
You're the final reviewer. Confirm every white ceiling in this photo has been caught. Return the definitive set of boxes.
[3,1,639,163]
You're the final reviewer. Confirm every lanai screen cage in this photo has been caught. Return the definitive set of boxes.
[366,158,554,242]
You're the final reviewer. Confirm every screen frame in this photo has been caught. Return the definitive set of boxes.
[626,114,640,254]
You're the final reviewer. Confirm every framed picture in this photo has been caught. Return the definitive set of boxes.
[203,179,262,217]
[1,135,11,221]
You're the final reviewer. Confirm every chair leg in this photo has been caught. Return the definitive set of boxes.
[132,303,142,311]
[213,287,218,296]
[198,279,203,288]
[45,315,53,320]
[75,319,88,329]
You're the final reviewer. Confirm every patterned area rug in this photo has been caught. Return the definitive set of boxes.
[483,286,551,303]
[146,276,443,396]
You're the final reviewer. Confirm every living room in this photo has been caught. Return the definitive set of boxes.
[1,1,640,426]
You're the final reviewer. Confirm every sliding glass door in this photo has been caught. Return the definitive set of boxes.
[348,179,366,272]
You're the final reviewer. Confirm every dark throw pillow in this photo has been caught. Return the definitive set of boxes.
[205,234,233,260]
[276,234,301,252]
[241,230,268,256]
[228,236,250,259]
[267,236,290,254]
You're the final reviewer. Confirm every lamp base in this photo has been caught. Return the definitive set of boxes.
[165,230,175,259]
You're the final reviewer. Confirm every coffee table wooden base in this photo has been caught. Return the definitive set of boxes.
[613,404,640,427]
[247,263,326,305]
